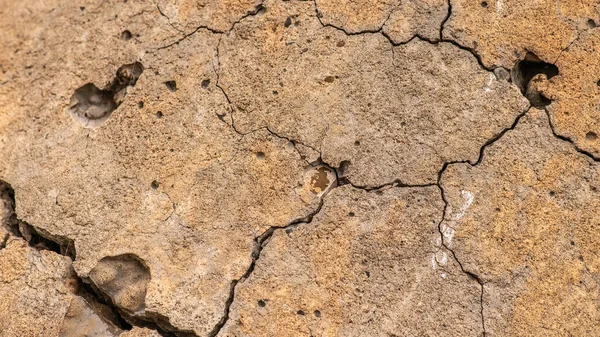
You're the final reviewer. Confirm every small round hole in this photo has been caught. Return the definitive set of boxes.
[324,76,335,83]
[256,152,265,160]
[151,180,160,189]
[296,310,305,316]
[258,300,266,307]
[588,19,597,28]
[354,140,360,146]
[549,191,555,197]
[480,1,488,7]
[314,310,321,317]
[121,30,132,40]
[156,111,163,119]
[138,101,144,109]
[586,131,597,141]
[201,79,210,89]
[336,40,345,47]
[272,90,278,95]
[348,212,355,217]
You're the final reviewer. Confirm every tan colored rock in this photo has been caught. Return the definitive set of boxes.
[383,0,448,43]
[441,108,600,336]
[315,0,397,32]
[219,0,528,187]
[155,0,261,33]
[315,0,448,43]
[0,239,122,337]
[540,29,600,159]
[443,0,597,68]
[0,2,330,332]
[6,0,600,336]
[218,185,482,337]
[119,328,162,337]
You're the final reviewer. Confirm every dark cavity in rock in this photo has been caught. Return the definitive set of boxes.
[511,53,558,108]
[68,62,143,127]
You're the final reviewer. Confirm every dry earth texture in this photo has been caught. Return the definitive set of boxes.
[1,0,600,336]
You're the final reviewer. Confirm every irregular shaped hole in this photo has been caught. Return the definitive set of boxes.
[165,80,177,92]
[255,152,265,160]
[284,16,292,27]
[68,62,143,128]
[68,84,116,127]
[586,131,597,141]
[89,254,151,313]
[511,53,558,108]
[111,62,144,103]
[338,160,351,177]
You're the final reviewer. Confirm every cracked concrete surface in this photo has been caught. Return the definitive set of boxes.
[2,0,600,336]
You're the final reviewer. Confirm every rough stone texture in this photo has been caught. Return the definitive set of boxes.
[0,238,120,337]
[218,185,482,337]
[3,0,600,336]
[441,108,600,336]
[542,29,600,159]
[0,0,329,334]
[155,0,261,33]
[443,0,597,68]
[120,328,162,337]
[316,0,448,43]
[219,0,528,187]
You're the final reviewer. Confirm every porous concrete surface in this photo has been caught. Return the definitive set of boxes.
[1,0,600,336]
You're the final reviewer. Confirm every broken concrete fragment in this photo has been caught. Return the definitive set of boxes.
[219,0,528,187]
[60,296,122,337]
[0,239,121,337]
[441,108,600,336]
[218,185,482,337]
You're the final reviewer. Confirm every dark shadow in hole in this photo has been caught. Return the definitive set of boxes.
[511,53,558,108]
[68,62,143,128]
